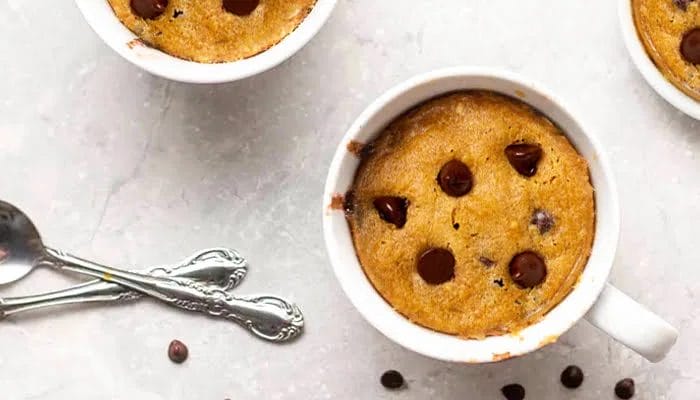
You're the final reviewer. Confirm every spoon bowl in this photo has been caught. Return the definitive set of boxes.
[0,201,45,285]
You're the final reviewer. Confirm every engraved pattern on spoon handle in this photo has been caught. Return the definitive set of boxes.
[0,249,247,318]
[45,249,304,342]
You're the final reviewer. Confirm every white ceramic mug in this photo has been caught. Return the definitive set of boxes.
[322,67,679,363]
[618,0,700,120]
[74,0,337,83]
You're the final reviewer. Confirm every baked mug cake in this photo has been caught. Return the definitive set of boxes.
[344,91,595,338]
[632,0,700,100]
[108,0,317,62]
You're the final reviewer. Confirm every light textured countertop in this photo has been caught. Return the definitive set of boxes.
[0,1,698,399]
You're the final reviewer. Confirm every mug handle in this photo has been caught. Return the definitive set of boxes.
[584,283,678,362]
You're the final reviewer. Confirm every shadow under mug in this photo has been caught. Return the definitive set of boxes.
[322,67,678,363]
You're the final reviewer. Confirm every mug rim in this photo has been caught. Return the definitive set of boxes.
[617,0,700,120]
[73,0,337,84]
[322,67,621,363]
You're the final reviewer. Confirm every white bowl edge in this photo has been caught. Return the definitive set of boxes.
[73,0,338,84]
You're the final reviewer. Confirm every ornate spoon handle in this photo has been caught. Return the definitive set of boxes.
[44,248,304,342]
[0,248,247,318]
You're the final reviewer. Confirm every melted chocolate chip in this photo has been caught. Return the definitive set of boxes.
[501,384,525,400]
[130,0,168,19]
[615,378,635,399]
[223,0,260,15]
[167,340,188,363]
[509,251,547,288]
[417,248,455,285]
[681,28,700,65]
[437,160,473,197]
[531,209,555,234]
[373,196,408,228]
[505,143,542,177]
[560,365,584,389]
[380,370,404,389]
[479,256,495,268]
[343,191,356,216]
[674,0,695,10]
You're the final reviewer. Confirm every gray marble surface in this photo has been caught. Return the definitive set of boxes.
[0,0,698,399]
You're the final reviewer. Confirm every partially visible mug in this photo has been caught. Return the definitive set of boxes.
[322,67,678,363]
[74,0,337,83]
[618,0,700,120]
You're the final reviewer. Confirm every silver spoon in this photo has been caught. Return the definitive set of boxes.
[0,248,248,317]
[0,200,304,342]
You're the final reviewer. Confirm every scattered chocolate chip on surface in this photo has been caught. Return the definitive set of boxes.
[681,28,700,65]
[167,340,188,364]
[437,160,473,197]
[615,378,635,399]
[501,383,525,400]
[380,370,404,389]
[373,196,409,228]
[417,248,455,285]
[131,0,168,19]
[509,251,547,288]
[223,0,260,16]
[560,365,584,389]
[505,143,542,177]
[531,209,554,234]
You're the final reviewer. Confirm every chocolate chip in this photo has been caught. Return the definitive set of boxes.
[223,0,260,15]
[531,209,554,234]
[615,378,635,399]
[373,196,409,228]
[130,0,168,19]
[509,251,547,288]
[167,340,188,364]
[417,248,455,285]
[560,365,584,389]
[674,0,695,11]
[505,143,542,177]
[343,191,356,216]
[453,223,460,230]
[501,384,525,400]
[380,370,404,389]
[681,28,700,65]
[479,256,495,268]
[437,160,473,197]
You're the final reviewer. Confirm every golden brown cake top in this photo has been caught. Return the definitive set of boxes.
[108,0,316,63]
[346,91,595,339]
[633,0,700,100]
